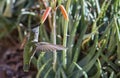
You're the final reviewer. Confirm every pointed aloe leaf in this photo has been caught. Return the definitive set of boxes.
[36,58,52,78]
[55,66,62,78]
[74,62,88,78]
[70,47,101,78]
[67,33,97,73]
[101,54,120,71]
[115,17,120,63]
[44,67,52,78]
[90,59,101,78]
[60,68,67,78]
[3,0,13,17]
[37,52,45,69]
[78,39,97,66]
[83,46,101,72]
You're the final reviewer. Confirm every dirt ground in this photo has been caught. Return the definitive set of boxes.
[0,37,36,78]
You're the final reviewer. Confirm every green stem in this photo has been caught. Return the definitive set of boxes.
[52,10,57,71]
[62,0,71,69]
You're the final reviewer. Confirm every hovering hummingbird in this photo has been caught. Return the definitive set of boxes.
[21,5,67,71]
[19,22,66,51]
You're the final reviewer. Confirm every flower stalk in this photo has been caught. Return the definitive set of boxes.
[62,0,71,69]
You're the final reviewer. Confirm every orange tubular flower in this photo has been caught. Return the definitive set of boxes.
[41,7,52,24]
[59,5,69,21]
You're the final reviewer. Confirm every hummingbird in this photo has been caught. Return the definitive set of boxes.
[21,5,66,71]
[19,22,66,51]
[20,6,66,55]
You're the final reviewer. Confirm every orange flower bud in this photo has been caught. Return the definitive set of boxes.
[59,5,69,21]
[41,7,52,24]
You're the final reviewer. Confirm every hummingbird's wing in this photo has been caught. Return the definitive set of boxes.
[35,42,66,52]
